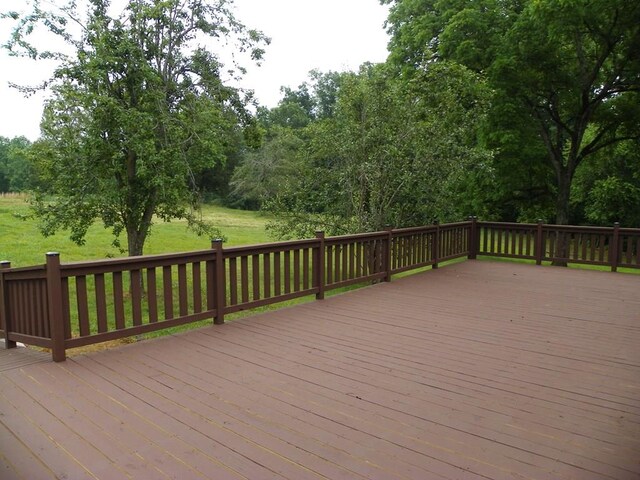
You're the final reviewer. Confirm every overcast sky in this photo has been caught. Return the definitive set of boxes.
[0,0,390,140]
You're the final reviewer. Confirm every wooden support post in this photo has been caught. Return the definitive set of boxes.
[0,261,16,349]
[535,219,544,266]
[433,221,440,269]
[468,216,478,260]
[212,239,226,325]
[46,253,66,362]
[315,231,325,300]
[611,222,620,273]
[384,225,393,282]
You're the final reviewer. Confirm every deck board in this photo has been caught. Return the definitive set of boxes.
[1,261,639,479]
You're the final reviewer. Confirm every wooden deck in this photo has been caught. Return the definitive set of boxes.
[1,261,639,480]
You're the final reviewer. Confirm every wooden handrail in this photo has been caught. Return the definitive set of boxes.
[1,220,637,361]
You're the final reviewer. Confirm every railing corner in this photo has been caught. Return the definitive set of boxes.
[0,260,16,349]
[433,220,440,269]
[315,231,326,299]
[211,239,226,325]
[611,222,620,273]
[468,216,478,260]
[46,252,66,362]
[535,219,544,265]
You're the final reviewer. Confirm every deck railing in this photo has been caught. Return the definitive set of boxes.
[1,219,638,361]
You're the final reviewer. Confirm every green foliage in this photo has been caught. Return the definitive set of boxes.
[383,0,640,225]
[572,138,640,227]
[230,70,349,214]
[229,127,305,210]
[0,195,271,266]
[0,136,34,192]
[584,177,640,227]
[5,0,268,256]
[261,63,492,238]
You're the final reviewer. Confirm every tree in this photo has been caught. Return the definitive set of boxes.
[229,71,347,212]
[4,0,268,255]
[383,0,640,226]
[0,136,33,193]
[491,0,640,225]
[264,62,492,238]
[229,126,304,210]
[572,138,640,227]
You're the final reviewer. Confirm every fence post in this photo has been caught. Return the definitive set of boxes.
[433,221,440,269]
[212,239,226,325]
[0,261,16,349]
[46,253,66,362]
[468,216,478,260]
[611,222,620,273]
[535,219,544,266]
[384,225,393,282]
[315,231,325,300]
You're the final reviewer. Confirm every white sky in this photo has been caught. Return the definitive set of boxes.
[0,0,390,140]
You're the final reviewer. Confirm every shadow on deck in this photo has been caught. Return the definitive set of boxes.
[1,261,639,479]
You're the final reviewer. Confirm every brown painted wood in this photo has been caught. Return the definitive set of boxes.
[131,270,143,326]
[61,278,70,339]
[263,252,271,298]
[325,245,332,286]
[273,252,280,297]
[94,273,108,333]
[146,268,158,324]
[112,272,125,330]
[192,261,202,314]
[251,254,260,301]
[162,265,173,320]
[75,276,90,336]
[303,248,310,290]
[178,263,188,317]
[2,261,640,479]
[229,257,238,306]
[284,250,291,294]
[294,249,301,292]
[240,256,249,304]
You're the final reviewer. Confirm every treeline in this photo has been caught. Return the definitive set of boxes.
[0,136,34,193]
[229,64,492,237]
[2,0,638,258]
[228,0,640,234]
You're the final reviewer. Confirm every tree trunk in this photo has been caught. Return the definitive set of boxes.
[126,226,148,257]
[552,170,572,266]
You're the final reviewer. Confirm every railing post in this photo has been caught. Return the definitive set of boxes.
[315,231,325,300]
[0,261,16,349]
[384,225,393,282]
[468,216,478,260]
[212,239,226,325]
[433,221,440,269]
[46,253,66,362]
[611,222,620,273]
[535,219,544,266]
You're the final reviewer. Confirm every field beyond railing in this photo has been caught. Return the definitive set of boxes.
[1,219,638,361]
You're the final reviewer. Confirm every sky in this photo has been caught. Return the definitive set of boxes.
[0,0,390,141]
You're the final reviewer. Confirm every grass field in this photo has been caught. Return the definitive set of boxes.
[0,194,272,267]
[2,195,637,355]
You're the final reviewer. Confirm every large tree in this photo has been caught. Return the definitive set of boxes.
[264,63,491,238]
[3,0,268,255]
[0,136,33,193]
[383,0,640,225]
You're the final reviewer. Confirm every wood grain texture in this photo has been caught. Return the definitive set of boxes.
[1,261,639,479]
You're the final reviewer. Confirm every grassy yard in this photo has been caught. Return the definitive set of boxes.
[0,194,272,267]
[2,195,636,356]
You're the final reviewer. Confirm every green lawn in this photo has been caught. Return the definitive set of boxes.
[0,195,272,267]
[2,195,636,353]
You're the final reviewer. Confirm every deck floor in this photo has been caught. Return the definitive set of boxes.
[1,261,639,480]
